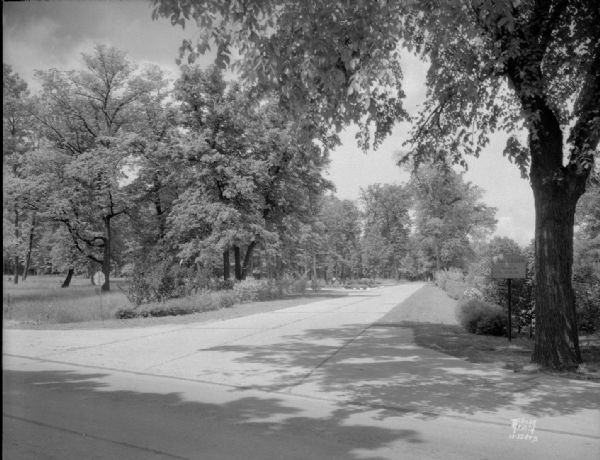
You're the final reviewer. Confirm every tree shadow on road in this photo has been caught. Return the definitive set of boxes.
[3,368,423,460]
[203,323,600,421]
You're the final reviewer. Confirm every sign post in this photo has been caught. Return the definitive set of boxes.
[93,271,106,325]
[491,255,527,342]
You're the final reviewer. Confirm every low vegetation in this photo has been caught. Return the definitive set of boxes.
[3,275,343,326]
[456,298,506,337]
[433,235,600,339]
[3,276,130,324]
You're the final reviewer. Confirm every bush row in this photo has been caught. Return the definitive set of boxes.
[115,278,309,319]
[436,266,599,337]
[115,290,238,319]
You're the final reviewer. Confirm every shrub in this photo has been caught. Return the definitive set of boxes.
[290,278,308,294]
[463,287,484,300]
[575,281,600,334]
[481,278,534,336]
[233,278,279,302]
[126,251,188,305]
[205,291,237,309]
[209,279,235,291]
[114,289,239,319]
[148,305,192,317]
[457,298,507,336]
[115,307,139,319]
[434,268,464,291]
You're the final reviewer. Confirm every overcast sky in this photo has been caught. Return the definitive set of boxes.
[3,0,535,246]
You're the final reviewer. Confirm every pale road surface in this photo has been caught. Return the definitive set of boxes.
[3,283,599,459]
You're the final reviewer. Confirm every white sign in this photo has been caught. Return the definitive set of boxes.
[491,255,527,279]
[93,271,106,286]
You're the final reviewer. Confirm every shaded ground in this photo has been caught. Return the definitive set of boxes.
[4,283,599,458]
[377,284,600,381]
[3,367,423,460]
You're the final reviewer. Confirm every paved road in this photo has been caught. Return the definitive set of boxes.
[4,283,600,459]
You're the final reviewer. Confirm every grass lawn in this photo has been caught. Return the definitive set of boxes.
[385,284,600,381]
[3,275,131,325]
[2,275,348,329]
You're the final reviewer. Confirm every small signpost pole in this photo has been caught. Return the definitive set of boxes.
[507,279,512,342]
[491,255,526,343]
[93,271,106,326]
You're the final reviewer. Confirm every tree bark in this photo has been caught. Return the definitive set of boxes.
[22,212,36,281]
[153,174,166,241]
[528,104,585,370]
[61,267,74,288]
[234,246,242,281]
[241,241,257,279]
[102,216,111,292]
[530,180,582,369]
[13,208,19,285]
[223,247,230,281]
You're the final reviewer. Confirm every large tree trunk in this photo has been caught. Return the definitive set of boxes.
[223,247,230,281]
[234,246,242,281]
[102,217,111,292]
[528,105,584,370]
[22,212,36,281]
[61,267,74,288]
[530,181,582,369]
[241,241,257,279]
[153,174,166,240]
[13,208,19,285]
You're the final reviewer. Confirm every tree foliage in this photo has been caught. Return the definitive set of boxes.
[3,64,38,283]
[152,0,600,369]
[408,160,497,273]
[32,45,169,290]
[167,65,332,279]
[360,184,411,278]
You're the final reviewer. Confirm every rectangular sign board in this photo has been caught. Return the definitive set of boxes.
[491,255,527,279]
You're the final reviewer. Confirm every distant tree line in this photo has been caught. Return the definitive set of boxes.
[3,46,501,294]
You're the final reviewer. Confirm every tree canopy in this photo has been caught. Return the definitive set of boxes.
[152,0,600,369]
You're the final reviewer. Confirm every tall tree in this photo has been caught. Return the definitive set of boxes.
[360,183,411,278]
[3,64,39,283]
[168,66,331,280]
[408,161,497,273]
[319,195,363,281]
[153,0,600,369]
[34,45,166,290]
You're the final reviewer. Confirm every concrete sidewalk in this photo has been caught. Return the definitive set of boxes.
[4,283,600,459]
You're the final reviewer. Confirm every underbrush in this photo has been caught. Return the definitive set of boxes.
[115,278,308,319]
[434,268,469,299]
[343,278,381,290]
[115,290,239,319]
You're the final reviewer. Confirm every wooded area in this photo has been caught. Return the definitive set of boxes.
[146,0,599,370]
[3,50,500,290]
[3,0,599,371]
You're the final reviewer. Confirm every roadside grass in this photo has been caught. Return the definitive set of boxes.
[407,322,600,380]
[2,275,349,329]
[6,292,348,330]
[3,276,130,324]
[391,283,600,380]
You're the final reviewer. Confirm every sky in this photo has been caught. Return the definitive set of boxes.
[2,0,535,246]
